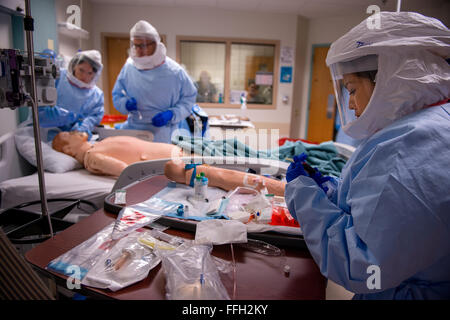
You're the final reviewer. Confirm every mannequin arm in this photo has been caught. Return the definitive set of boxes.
[164,160,286,196]
[84,152,128,177]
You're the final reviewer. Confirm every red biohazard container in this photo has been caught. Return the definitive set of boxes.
[278,137,318,146]
[269,206,300,228]
[101,114,128,127]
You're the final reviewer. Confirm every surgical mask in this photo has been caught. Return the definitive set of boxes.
[130,41,166,70]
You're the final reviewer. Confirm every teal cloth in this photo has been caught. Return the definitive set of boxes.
[171,135,347,177]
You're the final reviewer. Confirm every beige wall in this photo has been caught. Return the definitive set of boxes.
[88,3,298,134]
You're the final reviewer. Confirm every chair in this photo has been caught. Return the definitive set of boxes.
[0,228,55,300]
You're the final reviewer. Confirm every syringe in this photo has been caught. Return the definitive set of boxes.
[121,89,143,120]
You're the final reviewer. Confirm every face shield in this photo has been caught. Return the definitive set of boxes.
[130,36,157,58]
[330,55,378,130]
[67,51,103,89]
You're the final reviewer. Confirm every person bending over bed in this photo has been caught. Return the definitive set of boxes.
[52,131,185,177]
[164,160,286,196]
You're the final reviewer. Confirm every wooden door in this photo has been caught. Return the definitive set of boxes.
[105,35,167,115]
[106,36,130,115]
[306,46,336,143]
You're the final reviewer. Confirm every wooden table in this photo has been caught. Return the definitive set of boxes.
[25,175,326,300]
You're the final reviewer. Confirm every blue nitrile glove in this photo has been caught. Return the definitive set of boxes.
[286,153,309,182]
[38,106,76,128]
[125,97,138,112]
[71,122,92,140]
[309,167,333,194]
[152,110,173,127]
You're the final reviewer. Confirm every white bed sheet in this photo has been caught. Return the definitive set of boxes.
[0,169,116,210]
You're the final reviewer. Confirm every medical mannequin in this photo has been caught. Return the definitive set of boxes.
[52,131,185,177]
[164,160,286,196]
[53,131,286,194]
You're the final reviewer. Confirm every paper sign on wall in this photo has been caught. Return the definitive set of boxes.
[280,66,293,83]
[281,46,294,64]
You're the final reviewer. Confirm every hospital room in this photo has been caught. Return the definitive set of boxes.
[0,0,449,305]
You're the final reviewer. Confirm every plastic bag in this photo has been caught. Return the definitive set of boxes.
[147,229,189,248]
[238,239,289,276]
[194,219,247,245]
[111,197,180,239]
[158,243,230,300]
[47,222,118,280]
[82,229,161,292]
[222,187,272,223]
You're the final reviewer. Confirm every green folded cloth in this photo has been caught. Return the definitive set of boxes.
[172,135,347,177]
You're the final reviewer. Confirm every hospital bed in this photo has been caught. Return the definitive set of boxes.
[0,127,156,212]
[0,131,116,224]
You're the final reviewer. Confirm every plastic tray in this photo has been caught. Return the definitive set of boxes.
[104,192,307,250]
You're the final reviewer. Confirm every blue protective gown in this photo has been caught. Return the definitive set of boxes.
[112,57,197,143]
[44,69,104,134]
[285,103,450,299]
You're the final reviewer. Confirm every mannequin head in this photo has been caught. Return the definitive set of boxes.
[53,131,89,157]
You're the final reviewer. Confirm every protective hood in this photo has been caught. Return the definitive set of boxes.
[66,50,103,89]
[130,20,160,42]
[130,42,166,70]
[326,11,450,139]
[129,20,166,70]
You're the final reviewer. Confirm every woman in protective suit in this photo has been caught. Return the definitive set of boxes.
[285,12,450,299]
[38,50,104,140]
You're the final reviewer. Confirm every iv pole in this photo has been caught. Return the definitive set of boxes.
[23,0,54,239]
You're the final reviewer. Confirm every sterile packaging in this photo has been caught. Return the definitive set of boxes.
[112,197,181,239]
[194,219,247,245]
[153,182,228,220]
[158,243,230,300]
[222,187,272,223]
[47,222,118,280]
[147,228,189,248]
[82,229,161,291]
